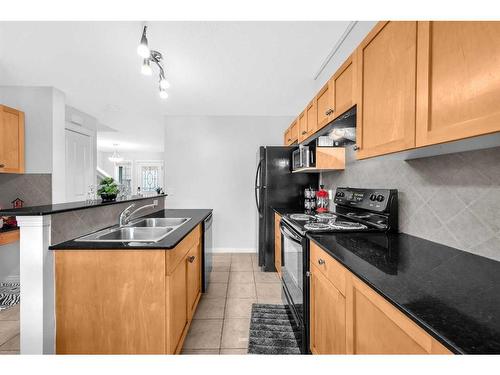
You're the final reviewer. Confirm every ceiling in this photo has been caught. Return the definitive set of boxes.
[0,21,352,151]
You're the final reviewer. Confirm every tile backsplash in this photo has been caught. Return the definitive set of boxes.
[321,146,500,261]
[0,174,52,210]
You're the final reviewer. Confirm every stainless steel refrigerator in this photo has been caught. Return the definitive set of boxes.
[255,146,318,272]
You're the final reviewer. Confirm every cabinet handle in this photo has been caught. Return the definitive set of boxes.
[188,256,196,263]
[353,144,360,151]
[318,258,325,265]
[288,138,292,141]
[301,131,307,135]
[0,164,4,168]
[325,108,334,116]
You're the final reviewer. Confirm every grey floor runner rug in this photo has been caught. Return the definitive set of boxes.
[0,282,20,311]
[248,303,302,354]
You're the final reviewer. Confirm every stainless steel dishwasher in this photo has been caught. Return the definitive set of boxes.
[202,213,213,292]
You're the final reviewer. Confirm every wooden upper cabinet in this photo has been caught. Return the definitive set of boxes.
[416,21,500,146]
[305,101,317,138]
[310,264,346,354]
[284,127,291,145]
[298,110,307,142]
[290,120,299,144]
[316,81,332,130]
[355,21,417,159]
[345,274,452,354]
[331,55,355,119]
[0,105,25,173]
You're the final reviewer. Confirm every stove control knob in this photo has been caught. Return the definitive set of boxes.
[376,194,385,202]
[369,194,377,201]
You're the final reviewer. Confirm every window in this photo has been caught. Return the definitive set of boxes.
[135,161,164,193]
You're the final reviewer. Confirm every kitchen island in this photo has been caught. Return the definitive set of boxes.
[51,209,212,354]
[0,196,212,354]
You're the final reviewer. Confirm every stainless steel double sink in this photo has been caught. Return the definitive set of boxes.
[75,217,191,243]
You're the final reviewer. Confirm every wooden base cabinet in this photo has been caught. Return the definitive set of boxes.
[345,275,450,354]
[310,264,346,354]
[274,213,282,276]
[55,224,202,354]
[0,104,25,174]
[309,242,452,355]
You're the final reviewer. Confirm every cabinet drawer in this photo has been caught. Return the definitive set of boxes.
[166,224,201,275]
[310,241,346,296]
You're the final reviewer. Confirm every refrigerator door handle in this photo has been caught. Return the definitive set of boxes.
[255,159,263,214]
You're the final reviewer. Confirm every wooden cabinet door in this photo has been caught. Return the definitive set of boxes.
[274,213,282,275]
[166,257,188,354]
[306,100,317,138]
[331,56,354,119]
[186,242,201,319]
[316,82,333,131]
[55,250,166,354]
[345,274,451,354]
[416,21,500,146]
[0,105,24,173]
[290,120,299,144]
[298,111,308,142]
[355,21,417,159]
[310,264,346,354]
[284,127,291,145]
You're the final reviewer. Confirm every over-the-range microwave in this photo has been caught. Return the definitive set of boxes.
[292,145,314,171]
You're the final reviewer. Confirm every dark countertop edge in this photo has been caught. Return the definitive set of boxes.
[306,234,463,354]
[0,194,167,216]
[0,226,19,234]
[49,208,213,250]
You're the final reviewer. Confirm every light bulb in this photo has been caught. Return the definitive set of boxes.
[137,26,150,58]
[159,77,170,90]
[137,44,150,58]
[159,90,168,99]
[141,59,152,76]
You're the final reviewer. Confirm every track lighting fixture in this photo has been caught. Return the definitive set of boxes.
[137,24,169,99]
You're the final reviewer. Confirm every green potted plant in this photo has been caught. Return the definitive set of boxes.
[97,177,119,202]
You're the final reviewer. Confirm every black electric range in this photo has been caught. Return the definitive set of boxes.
[278,187,398,354]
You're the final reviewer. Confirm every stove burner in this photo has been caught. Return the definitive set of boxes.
[289,214,315,221]
[315,213,337,220]
[304,222,332,231]
[346,212,372,219]
[328,220,368,230]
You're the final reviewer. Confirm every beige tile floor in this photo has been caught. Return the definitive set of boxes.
[182,252,282,355]
[0,304,20,355]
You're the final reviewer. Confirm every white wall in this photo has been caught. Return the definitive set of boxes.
[164,116,289,252]
[312,21,377,90]
[0,86,58,173]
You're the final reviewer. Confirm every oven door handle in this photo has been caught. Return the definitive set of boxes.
[280,221,302,244]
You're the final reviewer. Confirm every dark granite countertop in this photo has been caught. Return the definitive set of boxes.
[0,194,167,216]
[307,231,500,354]
[49,209,212,250]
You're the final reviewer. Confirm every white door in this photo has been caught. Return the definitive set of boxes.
[65,129,93,202]
[135,160,164,194]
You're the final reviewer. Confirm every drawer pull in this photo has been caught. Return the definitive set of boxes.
[188,255,196,263]
[301,131,307,135]
[0,164,4,168]
[318,258,325,265]
[353,144,360,151]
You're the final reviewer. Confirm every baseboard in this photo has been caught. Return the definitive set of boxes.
[212,248,257,254]
[2,275,20,283]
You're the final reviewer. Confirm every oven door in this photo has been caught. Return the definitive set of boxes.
[280,220,305,323]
